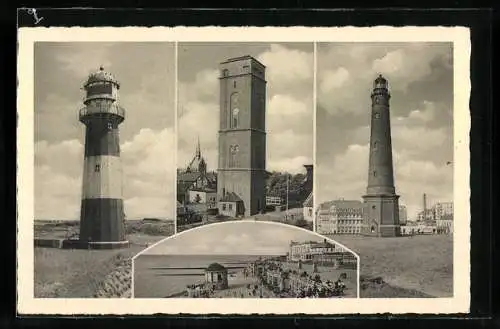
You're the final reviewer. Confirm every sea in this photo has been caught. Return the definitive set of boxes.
[133,254,277,298]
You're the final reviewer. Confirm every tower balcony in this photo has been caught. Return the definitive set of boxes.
[79,102,125,123]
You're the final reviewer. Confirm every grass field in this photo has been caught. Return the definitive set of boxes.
[327,234,453,298]
[34,233,168,298]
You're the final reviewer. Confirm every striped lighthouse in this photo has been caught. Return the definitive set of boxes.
[78,67,128,249]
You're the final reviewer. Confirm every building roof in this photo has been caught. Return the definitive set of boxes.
[220,192,243,202]
[178,172,201,183]
[318,199,363,210]
[84,66,120,87]
[190,187,216,193]
[220,55,266,68]
[205,262,227,272]
[303,191,313,207]
[310,242,335,248]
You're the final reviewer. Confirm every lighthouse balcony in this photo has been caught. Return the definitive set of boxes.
[79,103,125,122]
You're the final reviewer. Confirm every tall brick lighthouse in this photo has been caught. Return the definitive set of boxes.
[362,75,400,237]
[78,67,128,249]
[217,56,267,217]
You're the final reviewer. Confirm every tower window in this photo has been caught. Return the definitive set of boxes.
[230,92,239,129]
[373,141,378,150]
[232,108,240,128]
[373,170,377,177]
[107,122,113,130]
[372,205,376,209]
[229,145,239,167]
[374,112,381,119]
[222,69,229,77]
[95,164,101,172]
[233,81,237,88]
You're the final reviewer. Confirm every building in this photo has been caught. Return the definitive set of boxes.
[204,263,229,290]
[78,67,128,249]
[362,75,400,237]
[436,217,453,234]
[433,202,453,220]
[417,209,435,221]
[266,196,282,206]
[188,188,217,209]
[177,138,217,204]
[400,224,437,235]
[218,192,245,217]
[217,56,267,217]
[399,205,408,225]
[289,240,346,262]
[316,200,364,235]
[303,192,314,222]
[288,240,355,268]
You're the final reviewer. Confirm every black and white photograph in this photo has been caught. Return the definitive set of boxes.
[176,43,314,233]
[17,26,470,315]
[33,42,176,298]
[315,42,454,298]
[133,221,358,298]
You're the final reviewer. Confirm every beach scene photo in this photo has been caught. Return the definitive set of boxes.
[133,221,359,298]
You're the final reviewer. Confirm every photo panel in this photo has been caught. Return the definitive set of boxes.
[33,42,176,298]
[315,42,454,298]
[133,221,359,299]
[176,42,315,233]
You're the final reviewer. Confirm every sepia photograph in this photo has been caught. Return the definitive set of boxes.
[133,221,358,298]
[17,26,470,315]
[33,42,176,298]
[176,43,315,233]
[315,42,454,298]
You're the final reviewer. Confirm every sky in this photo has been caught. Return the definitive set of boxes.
[316,42,454,219]
[34,42,176,220]
[177,42,314,175]
[141,221,346,255]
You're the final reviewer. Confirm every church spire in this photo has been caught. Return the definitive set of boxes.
[196,135,201,159]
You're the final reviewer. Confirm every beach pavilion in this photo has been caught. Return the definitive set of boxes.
[205,263,229,290]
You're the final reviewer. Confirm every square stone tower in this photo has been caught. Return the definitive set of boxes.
[217,56,267,217]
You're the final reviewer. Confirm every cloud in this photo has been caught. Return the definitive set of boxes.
[143,221,329,255]
[34,43,176,221]
[317,43,452,116]
[35,127,175,220]
[53,43,115,80]
[317,141,453,219]
[407,100,436,122]
[256,44,313,96]
[35,165,81,220]
[319,67,350,94]
[371,44,452,92]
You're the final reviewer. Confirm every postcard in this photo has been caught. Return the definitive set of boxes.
[17,26,470,315]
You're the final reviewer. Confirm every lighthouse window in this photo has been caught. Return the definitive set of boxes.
[95,164,101,172]
[374,112,381,119]
[107,122,113,130]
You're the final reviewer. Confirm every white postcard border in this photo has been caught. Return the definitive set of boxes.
[17,26,470,315]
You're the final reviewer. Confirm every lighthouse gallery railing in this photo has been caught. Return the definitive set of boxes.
[79,102,125,120]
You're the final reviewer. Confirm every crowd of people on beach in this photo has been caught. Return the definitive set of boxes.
[183,259,349,298]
